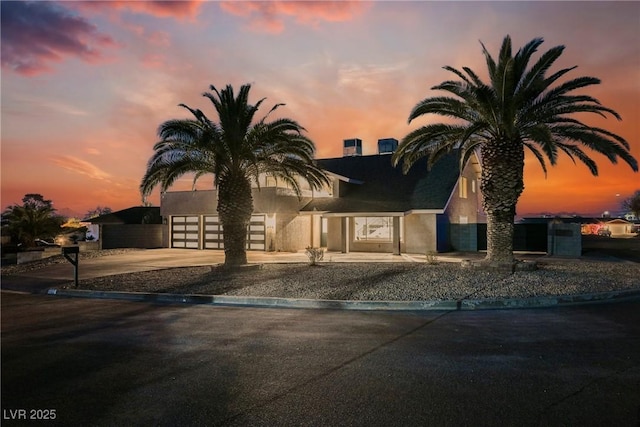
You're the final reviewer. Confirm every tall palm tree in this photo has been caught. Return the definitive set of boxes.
[392,35,637,265]
[141,84,329,266]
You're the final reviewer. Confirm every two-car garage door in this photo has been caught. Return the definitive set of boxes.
[171,215,265,250]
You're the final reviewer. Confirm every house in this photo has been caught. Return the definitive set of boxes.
[160,139,482,254]
[575,217,637,236]
[86,206,163,249]
[600,218,634,236]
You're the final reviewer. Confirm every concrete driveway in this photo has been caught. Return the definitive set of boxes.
[2,292,639,426]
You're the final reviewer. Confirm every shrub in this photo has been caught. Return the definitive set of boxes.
[305,247,324,266]
[426,251,438,265]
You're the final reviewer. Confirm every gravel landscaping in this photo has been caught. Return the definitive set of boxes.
[3,247,638,301]
[50,259,639,301]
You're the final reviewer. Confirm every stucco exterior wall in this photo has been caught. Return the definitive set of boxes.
[161,190,217,216]
[404,213,437,254]
[350,238,394,253]
[101,224,164,249]
[326,217,343,251]
[253,188,309,213]
[161,188,306,216]
[445,164,481,225]
[275,214,311,252]
[444,160,481,251]
[309,214,322,248]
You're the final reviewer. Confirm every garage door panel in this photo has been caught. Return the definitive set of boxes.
[171,216,199,249]
[203,215,265,251]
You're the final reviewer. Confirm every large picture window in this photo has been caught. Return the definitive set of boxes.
[354,217,394,242]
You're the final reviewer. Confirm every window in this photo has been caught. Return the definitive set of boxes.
[354,217,393,242]
[459,177,468,199]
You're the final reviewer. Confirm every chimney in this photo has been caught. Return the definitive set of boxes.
[377,138,398,154]
[343,138,363,157]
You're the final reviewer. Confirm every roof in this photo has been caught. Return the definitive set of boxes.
[302,153,461,214]
[86,207,161,224]
[605,218,632,225]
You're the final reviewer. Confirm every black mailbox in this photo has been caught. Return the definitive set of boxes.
[62,246,79,287]
[62,246,79,255]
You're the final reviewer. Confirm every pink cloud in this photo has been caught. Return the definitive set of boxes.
[220,1,369,34]
[141,53,168,69]
[73,1,205,20]
[0,1,118,76]
[146,30,172,47]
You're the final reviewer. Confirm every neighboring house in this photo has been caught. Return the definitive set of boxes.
[521,216,638,237]
[578,217,636,236]
[600,218,634,236]
[87,206,163,249]
[161,139,483,254]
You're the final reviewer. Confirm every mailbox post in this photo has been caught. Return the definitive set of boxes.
[62,246,79,288]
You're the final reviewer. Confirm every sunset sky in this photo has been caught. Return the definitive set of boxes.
[1,1,638,218]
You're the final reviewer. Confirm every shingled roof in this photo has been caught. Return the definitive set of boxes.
[302,153,461,214]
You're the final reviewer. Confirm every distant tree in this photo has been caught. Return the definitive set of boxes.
[85,206,112,219]
[1,194,64,246]
[622,190,640,218]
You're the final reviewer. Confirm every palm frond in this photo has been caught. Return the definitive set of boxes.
[522,142,549,176]
[395,34,636,196]
[142,83,327,202]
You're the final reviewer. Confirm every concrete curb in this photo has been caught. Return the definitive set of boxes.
[45,288,640,311]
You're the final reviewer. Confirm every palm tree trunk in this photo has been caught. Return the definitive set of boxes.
[485,209,515,264]
[480,140,525,265]
[217,174,253,267]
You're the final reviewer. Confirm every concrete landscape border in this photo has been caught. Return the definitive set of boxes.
[45,287,640,311]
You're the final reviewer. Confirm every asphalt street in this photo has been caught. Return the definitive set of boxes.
[2,292,639,426]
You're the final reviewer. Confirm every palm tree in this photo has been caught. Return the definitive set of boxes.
[392,35,637,265]
[1,193,64,247]
[141,84,329,267]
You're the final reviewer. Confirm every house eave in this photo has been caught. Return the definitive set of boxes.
[404,209,445,215]
[321,211,405,218]
[327,171,364,185]
[301,209,445,217]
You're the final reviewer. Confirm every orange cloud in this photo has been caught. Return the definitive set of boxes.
[220,1,369,33]
[50,156,112,182]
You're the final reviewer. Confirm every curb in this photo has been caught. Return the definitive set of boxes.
[45,288,640,311]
